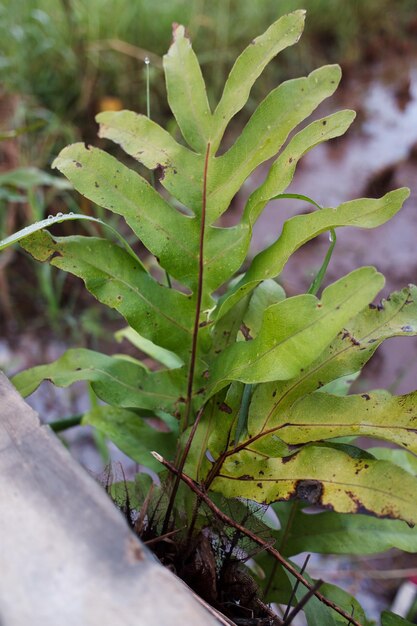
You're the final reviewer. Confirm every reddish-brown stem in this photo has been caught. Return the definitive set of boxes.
[181,141,211,434]
[161,143,211,533]
[152,453,364,626]
[144,527,183,546]
[282,579,323,626]
[162,405,205,533]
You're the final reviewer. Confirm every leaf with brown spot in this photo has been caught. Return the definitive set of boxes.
[211,446,417,525]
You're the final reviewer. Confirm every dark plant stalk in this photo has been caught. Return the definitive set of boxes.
[152,452,364,626]
[161,143,211,531]
[49,415,82,432]
[264,501,299,597]
[282,553,310,620]
[282,579,323,626]
[161,405,205,534]
[182,142,211,434]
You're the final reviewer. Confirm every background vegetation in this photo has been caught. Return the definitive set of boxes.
[1,0,417,164]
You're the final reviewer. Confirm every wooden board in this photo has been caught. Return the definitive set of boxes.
[0,372,220,626]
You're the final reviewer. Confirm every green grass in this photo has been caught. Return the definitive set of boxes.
[1,0,415,146]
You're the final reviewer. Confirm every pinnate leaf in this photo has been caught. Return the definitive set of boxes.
[83,406,177,472]
[22,231,194,359]
[217,188,409,319]
[212,445,417,525]
[209,267,384,392]
[211,10,306,151]
[163,24,212,153]
[12,348,184,413]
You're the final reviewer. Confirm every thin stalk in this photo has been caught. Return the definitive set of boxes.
[282,553,310,621]
[161,143,211,533]
[182,142,211,434]
[88,384,110,464]
[152,453,364,626]
[264,501,299,597]
[308,229,336,296]
[49,415,82,432]
[161,405,205,534]
[282,580,323,626]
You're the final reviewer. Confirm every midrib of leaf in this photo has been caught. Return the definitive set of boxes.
[278,420,417,433]
[77,367,178,401]
[182,142,211,432]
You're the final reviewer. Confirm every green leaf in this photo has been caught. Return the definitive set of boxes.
[209,267,384,392]
[97,109,203,214]
[276,388,417,452]
[22,232,194,359]
[12,348,184,413]
[211,445,417,525]
[318,371,360,396]
[217,188,409,319]
[318,583,369,626]
[115,326,183,369]
[0,212,135,256]
[242,279,286,338]
[247,285,417,434]
[280,509,417,557]
[52,143,199,289]
[163,24,212,153]
[370,447,417,474]
[243,110,356,226]
[211,10,306,152]
[0,166,71,190]
[382,612,415,626]
[83,406,177,471]
[208,65,343,223]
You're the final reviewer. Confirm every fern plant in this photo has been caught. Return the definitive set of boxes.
[2,11,417,624]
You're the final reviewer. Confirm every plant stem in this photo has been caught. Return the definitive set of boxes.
[182,142,210,434]
[161,145,210,532]
[307,228,336,296]
[282,579,323,626]
[48,415,82,432]
[264,501,299,597]
[152,452,364,626]
[161,405,205,534]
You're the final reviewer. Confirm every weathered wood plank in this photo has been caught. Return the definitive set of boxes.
[0,372,220,626]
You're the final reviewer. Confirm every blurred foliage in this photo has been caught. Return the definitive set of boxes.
[1,0,416,147]
[0,0,415,337]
